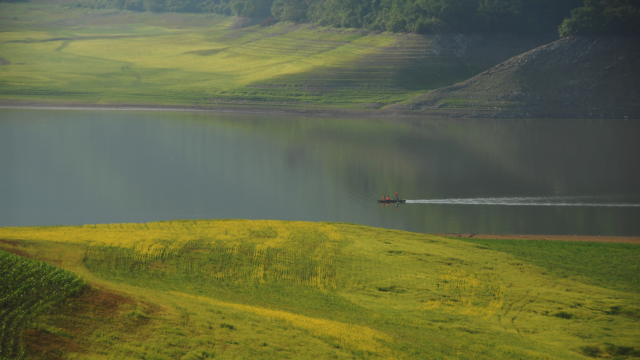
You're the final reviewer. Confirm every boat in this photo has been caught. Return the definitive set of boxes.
[377,199,406,203]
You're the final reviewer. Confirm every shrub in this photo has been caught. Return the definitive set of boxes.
[579,345,603,358]
[605,343,640,356]
[260,16,279,26]
[554,311,574,319]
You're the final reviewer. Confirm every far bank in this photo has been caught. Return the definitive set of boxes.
[0,3,556,116]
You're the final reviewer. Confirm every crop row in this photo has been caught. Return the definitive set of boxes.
[0,251,86,360]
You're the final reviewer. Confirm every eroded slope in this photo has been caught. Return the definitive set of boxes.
[392,36,640,118]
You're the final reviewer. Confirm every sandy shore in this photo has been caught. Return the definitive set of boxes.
[435,233,640,244]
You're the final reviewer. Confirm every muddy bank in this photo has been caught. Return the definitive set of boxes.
[436,233,640,244]
[0,99,421,118]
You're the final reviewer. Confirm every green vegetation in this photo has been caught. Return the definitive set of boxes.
[454,238,640,293]
[77,0,640,37]
[0,250,86,360]
[1,2,549,110]
[559,0,640,36]
[0,3,395,109]
[0,220,639,359]
[78,0,587,35]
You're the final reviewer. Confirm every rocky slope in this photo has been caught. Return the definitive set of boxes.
[390,36,640,119]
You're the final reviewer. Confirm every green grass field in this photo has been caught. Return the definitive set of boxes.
[454,238,640,294]
[1,220,639,359]
[0,2,553,111]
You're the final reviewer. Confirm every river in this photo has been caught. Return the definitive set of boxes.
[1,109,639,235]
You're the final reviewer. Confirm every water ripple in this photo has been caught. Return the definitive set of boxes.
[406,196,640,207]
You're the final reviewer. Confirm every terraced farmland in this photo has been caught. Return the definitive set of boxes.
[0,2,554,110]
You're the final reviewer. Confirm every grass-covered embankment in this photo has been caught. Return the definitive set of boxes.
[0,219,639,359]
[0,2,554,112]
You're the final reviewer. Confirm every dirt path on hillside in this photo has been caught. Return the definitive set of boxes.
[435,233,640,244]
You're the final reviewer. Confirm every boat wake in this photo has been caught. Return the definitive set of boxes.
[405,196,640,207]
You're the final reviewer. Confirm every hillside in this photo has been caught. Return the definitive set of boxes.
[1,2,638,117]
[0,2,555,112]
[391,36,640,119]
[1,220,639,359]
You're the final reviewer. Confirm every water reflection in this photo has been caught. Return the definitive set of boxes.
[1,109,638,235]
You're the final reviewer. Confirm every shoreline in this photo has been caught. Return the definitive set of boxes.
[4,100,635,120]
[436,233,640,244]
[0,99,425,119]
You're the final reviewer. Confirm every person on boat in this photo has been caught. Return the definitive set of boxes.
[386,196,390,201]
[383,195,386,201]
[395,192,399,202]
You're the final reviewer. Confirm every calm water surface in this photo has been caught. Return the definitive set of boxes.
[1,109,639,235]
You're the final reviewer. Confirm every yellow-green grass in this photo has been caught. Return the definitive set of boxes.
[453,238,640,295]
[0,2,498,110]
[0,3,393,108]
[1,220,639,359]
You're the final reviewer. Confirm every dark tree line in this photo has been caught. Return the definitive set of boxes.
[76,0,639,36]
[559,0,640,36]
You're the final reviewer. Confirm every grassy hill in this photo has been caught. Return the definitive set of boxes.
[0,2,554,112]
[1,219,639,359]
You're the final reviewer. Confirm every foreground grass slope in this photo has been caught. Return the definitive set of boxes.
[0,220,639,359]
[0,2,554,111]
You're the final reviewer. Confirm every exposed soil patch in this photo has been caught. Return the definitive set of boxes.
[0,239,21,246]
[24,284,159,359]
[0,241,66,266]
[81,284,136,315]
[436,233,640,244]
[24,329,81,360]
[0,239,31,258]
[0,57,10,65]
[0,246,30,258]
